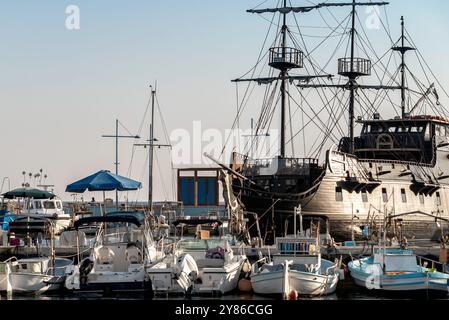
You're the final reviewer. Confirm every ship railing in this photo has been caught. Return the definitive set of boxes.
[358,158,434,168]
[357,135,438,168]
[242,157,320,175]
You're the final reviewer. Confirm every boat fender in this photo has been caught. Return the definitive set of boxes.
[343,264,349,277]
[238,278,252,293]
[289,290,299,300]
[242,261,252,274]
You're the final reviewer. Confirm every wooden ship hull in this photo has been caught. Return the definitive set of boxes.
[232,142,449,243]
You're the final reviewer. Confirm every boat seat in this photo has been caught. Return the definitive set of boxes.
[126,246,142,264]
[95,246,115,265]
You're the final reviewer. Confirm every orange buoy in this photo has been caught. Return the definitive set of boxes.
[238,279,252,293]
[288,290,299,300]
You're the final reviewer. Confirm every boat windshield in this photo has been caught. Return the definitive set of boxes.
[101,222,143,245]
[177,239,226,251]
[43,201,56,209]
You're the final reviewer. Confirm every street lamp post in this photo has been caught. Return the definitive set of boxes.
[102,119,140,206]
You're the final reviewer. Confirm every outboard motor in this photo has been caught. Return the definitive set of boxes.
[79,258,94,284]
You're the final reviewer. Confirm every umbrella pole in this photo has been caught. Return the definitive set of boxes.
[102,191,106,216]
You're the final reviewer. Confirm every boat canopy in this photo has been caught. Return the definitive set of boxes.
[2,188,56,200]
[106,211,145,223]
[172,219,223,227]
[74,215,142,230]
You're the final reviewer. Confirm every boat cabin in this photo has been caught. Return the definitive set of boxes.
[24,199,65,217]
[273,237,321,266]
[372,249,419,274]
[340,115,449,164]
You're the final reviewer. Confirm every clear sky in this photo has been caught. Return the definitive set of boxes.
[1,0,449,202]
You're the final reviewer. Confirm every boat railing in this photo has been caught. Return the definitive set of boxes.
[417,255,445,272]
[1,256,18,264]
[325,265,337,276]
[252,257,270,273]
[276,238,319,256]
[240,157,320,175]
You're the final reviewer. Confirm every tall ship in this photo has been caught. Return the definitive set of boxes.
[221,1,449,243]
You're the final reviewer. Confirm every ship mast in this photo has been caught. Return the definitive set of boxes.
[400,17,406,118]
[392,16,415,118]
[237,1,389,157]
[280,0,288,158]
[348,0,356,155]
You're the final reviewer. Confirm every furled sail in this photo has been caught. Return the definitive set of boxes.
[247,2,389,15]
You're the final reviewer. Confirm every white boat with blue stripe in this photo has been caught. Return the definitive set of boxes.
[251,209,340,298]
[349,249,449,293]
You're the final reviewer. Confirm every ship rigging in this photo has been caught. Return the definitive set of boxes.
[219,0,449,244]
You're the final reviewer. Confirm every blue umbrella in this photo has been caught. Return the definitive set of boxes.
[66,170,142,193]
[66,170,142,216]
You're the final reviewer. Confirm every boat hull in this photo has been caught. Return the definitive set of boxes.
[195,258,246,295]
[251,270,338,297]
[10,273,64,293]
[233,149,449,243]
[349,261,449,293]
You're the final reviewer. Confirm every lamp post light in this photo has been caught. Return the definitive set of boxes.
[102,119,140,206]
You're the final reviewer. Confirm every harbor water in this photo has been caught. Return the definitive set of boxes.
[1,278,448,301]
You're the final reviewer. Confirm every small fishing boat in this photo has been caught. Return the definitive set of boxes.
[0,215,74,294]
[65,214,163,293]
[3,187,71,235]
[251,237,340,298]
[250,209,340,298]
[349,248,449,293]
[8,257,73,293]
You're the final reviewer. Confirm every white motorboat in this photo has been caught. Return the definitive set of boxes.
[146,247,199,295]
[65,214,163,293]
[147,219,249,296]
[3,187,71,235]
